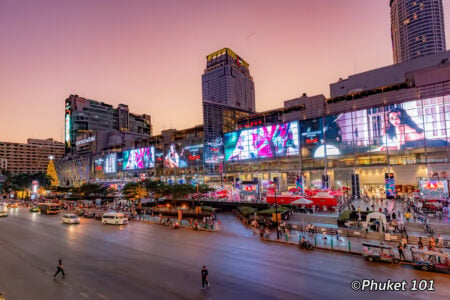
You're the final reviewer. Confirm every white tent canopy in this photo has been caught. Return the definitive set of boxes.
[290,198,313,205]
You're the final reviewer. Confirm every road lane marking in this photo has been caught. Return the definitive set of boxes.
[80,292,89,298]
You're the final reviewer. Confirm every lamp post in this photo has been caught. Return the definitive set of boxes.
[274,177,280,239]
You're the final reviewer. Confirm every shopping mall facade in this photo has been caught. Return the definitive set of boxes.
[56,51,450,198]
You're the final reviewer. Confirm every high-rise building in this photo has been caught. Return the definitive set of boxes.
[64,95,152,154]
[0,138,64,175]
[202,48,255,171]
[202,48,255,112]
[391,0,446,64]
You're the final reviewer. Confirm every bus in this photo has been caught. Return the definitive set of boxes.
[38,203,61,215]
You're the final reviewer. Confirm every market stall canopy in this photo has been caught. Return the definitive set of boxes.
[290,198,313,205]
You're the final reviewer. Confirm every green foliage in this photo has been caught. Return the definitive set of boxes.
[122,182,141,200]
[237,206,257,216]
[201,206,214,212]
[4,172,52,190]
[257,206,289,215]
[338,210,353,221]
[70,183,111,197]
[197,184,214,194]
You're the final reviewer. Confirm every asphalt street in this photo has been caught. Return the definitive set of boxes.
[0,208,448,300]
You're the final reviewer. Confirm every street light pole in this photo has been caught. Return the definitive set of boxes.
[274,177,279,239]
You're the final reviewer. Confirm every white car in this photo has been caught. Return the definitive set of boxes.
[62,214,80,224]
[0,211,8,217]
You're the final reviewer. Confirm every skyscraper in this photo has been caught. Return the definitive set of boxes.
[202,48,255,112]
[201,48,255,170]
[390,0,446,64]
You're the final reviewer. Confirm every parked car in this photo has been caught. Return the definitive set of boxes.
[95,210,104,220]
[29,207,40,213]
[62,214,80,224]
[73,208,85,216]
[83,210,96,218]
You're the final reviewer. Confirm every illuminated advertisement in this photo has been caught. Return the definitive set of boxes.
[183,144,203,165]
[204,137,224,164]
[32,180,39,194]
[164,143,188,168]
[224,121,299,162]
[104,153,117,173]
[385,173,395,199]
[123,147,155,170]
[419,179,448,199]
[65,100,71,148]
[306,97,449,158]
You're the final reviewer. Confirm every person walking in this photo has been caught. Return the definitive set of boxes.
[418,237,424,249]
[201,266,209,289]
[397,243,406,260]
[437,235,444,248]
[53,259,65,279]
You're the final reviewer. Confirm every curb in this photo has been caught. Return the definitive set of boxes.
[262,238,362,256]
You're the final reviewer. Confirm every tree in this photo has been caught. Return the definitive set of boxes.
[79,183,109,196]
[122,182,141,201]
[46,160,59,186]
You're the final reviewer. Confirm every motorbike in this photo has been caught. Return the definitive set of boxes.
[299,240,314,250]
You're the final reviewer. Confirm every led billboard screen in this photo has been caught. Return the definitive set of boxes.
[419,179,448,199]
[305,97,449,158]
[224,121,299,162]
[204,137,224,164]
[104,153,117,173]
[122,147,155,170]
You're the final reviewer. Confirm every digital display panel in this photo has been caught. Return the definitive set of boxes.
[224,121,299,162]
[183,144,203,165]
[306,97,449,158]
[122,147,155,170]
[65,100,71,149]
[164,143,188,168]
[104,153,117,173]
[419,179,448,199]
[385,173,395,199]
[204,137,224,164]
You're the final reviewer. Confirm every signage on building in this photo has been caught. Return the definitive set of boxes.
[76,136,96,146]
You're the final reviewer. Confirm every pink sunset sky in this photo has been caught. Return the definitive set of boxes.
[0,0,449,143]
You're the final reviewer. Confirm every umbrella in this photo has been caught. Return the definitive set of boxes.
[290,198,313,205]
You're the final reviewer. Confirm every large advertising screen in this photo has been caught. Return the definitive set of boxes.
[204,137,224,164]
[122,147,155,170]
[104,153,117,173]
[183,144,203,165]
[306,97,449,158]
[419,179,448,199]
[385,173,395,199]
[224,121,299,162]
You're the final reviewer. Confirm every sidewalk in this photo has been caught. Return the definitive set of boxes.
[133,214,220,231]
[259,229,421,261]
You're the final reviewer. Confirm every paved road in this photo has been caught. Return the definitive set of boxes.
[0,208,448,300]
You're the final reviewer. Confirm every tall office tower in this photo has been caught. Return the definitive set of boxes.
[202,48,255,171]
[391,0,446,63]
[64,95,152,154]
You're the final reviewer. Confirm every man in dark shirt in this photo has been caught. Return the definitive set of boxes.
[201,266,209,289]
[54,259,65,279]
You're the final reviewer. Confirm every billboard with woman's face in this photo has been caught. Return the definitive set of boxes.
[122,146,155,170]
[310,97,449,158]
[224,121,299,162]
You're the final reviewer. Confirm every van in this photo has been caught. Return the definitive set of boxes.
[102,212,129,225]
